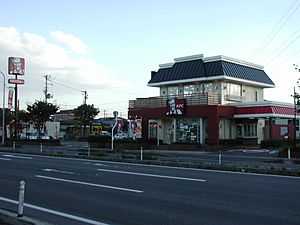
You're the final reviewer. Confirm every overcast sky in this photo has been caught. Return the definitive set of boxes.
[0,0,300,117]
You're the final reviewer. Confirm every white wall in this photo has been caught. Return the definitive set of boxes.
[45,121,60,139]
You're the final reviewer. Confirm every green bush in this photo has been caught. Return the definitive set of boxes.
[260,139,288,148]
[88,135,111,143]
[219,139,243,145]
[10,138,60,146]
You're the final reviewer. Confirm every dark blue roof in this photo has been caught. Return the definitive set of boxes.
[149,59,275,86]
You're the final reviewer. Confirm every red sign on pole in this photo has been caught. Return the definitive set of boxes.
[8,79,25,85]
[8,57,25,75]
[8,89,14,109]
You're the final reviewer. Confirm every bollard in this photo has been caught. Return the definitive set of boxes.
[288,147,291,160]
[88,145,91,157]
[40,142,43,153]
[13,141,16,150]
[218,150,222,165]
[17,181,26,217]
[140,147,143,161]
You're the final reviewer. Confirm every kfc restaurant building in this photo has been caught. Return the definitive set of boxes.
[128,54,299,146]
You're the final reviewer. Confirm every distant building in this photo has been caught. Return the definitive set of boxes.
[53,110,80,139]
[128,54,299,145]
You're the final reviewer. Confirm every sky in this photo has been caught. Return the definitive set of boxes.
[0,0,300,118]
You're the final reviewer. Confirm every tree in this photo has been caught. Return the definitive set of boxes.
[18,110,31,135]
[0,108,14,140]
[27,101,59,137]
[74,104,99,138]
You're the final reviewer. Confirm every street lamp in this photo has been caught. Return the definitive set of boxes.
[293,64,300,149]
[111,111,118,150]
[0,71,5,145]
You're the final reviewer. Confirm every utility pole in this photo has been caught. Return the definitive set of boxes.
[294,64,300,149]
[44,75,52,103]
[82,90,88,105]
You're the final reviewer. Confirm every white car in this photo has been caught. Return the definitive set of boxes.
[114,133,128,139]
[100,131,111,136]
[40,133,50,140]
[20,132,38,139]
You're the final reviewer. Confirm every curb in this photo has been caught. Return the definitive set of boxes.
[0,208,53,225]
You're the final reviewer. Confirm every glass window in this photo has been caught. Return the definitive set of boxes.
[176,118,200,143]
[244,124,257,137]
[167,86,178,96]
[200,83,213,93]
[236,124,257,137]
[184,85,195,95]
[226,83,241,96]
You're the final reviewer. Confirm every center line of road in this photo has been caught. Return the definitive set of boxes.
[0,157,11,161]
[42,168,76,174]
[3,154,33,160]
[35,175,144,193]
[96,169,207,182]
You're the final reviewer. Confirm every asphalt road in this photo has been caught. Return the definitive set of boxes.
[0,152,299,225]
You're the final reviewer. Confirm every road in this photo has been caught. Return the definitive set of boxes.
[0,152,299,225]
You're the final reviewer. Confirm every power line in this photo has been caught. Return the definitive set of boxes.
[51,79,82,93]
[265,31,300,66]
[250,0,300,60]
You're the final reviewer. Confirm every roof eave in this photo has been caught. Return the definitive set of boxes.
[147,75,275,88]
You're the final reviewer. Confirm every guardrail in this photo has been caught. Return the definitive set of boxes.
[129,92,221,109]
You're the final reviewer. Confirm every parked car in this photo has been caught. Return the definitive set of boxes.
[100,131,111,136]
[114,133,128,139]
[20,132,38,140]
[40,132,50,140]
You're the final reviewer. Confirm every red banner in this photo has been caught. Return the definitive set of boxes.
[8,89,14,109]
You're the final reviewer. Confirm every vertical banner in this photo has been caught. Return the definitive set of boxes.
[8,89,14,109]
[130,119,142,139]
[8,57,25,75]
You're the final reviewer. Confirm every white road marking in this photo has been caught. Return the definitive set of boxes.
[3,154,33,160]
[97,168,207,182]
[42,168,75,174]
[0,157,11,161]
[94,163,109,167]
[0,196,109,225]
[35,175,143,193]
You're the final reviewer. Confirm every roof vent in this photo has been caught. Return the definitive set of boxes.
[174,54,204,63]
[159,62,175,69]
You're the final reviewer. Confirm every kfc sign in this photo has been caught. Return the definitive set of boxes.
[166,99,186,115]
[8,57,25,75]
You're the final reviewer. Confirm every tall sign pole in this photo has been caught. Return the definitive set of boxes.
[8,57,25,138]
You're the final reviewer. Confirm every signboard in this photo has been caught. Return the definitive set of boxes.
[8,78,25,85]
[129,119,142,139]
[8,57,25,75]
[166,99,186,115]
[90,125,102,135]
[8,89,14,109]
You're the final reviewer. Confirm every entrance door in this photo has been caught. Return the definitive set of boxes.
[163,119,174,144]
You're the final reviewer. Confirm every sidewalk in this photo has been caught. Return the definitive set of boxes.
[0,208,53,225]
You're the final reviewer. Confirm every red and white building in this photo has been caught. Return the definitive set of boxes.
[128,54,299,145]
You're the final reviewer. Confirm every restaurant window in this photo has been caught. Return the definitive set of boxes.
[226,83,241,96]
[176,118,200,143]
[167,86,178,96]
[184,85,195,95]
[236,124,257,137]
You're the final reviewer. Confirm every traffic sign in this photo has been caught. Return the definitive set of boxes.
[8,78,25,85]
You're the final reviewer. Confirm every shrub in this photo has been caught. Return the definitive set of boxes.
[260,139,288,148]
[219,139,243,145]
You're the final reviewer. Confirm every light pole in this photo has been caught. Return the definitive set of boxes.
[111,111,118,150]
[293,64,300,149]
[0,71,5,145]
